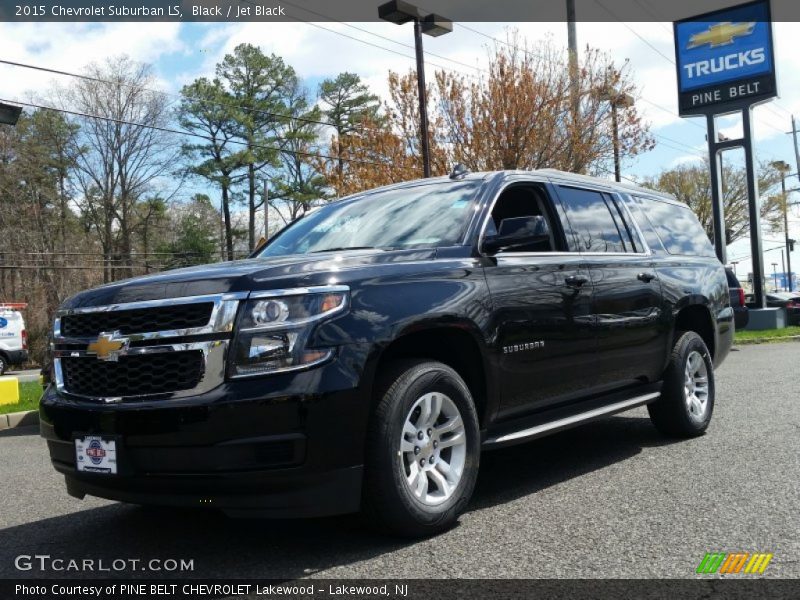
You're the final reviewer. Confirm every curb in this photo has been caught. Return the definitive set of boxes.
[734,334,800,346]
[0,410,39,431]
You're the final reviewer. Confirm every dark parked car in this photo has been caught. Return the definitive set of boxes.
[749,292,800,325]
[725,268,749,330]
[40,168,733,536]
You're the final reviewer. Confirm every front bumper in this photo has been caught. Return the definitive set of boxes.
[39,344,372,518]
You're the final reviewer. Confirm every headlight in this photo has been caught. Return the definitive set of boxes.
[228,286,349,378]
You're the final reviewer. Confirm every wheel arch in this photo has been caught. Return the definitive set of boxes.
[368,322,493,427]
[673,303,715,360]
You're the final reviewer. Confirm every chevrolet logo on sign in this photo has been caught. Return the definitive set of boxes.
[87,331,130,362]
[687,21,756,49]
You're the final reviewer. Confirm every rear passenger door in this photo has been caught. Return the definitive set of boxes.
[553,184,669,389]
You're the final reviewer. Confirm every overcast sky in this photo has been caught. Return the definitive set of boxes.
[1,19,799,277]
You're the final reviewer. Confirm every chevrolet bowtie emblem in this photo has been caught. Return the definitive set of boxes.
[87,331,130,362]
[687,21,756,49]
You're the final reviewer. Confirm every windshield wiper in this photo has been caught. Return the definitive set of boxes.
[310,246,378,253]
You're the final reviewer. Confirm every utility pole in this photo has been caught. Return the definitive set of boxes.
[792,115,800,186]
[567,0,578,74]
[772,160,793,291]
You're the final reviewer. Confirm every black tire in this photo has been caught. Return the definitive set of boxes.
[648,331,715,438]
[0,354,7,376]
[362,360,480,537]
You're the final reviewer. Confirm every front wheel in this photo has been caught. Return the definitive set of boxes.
[362,360,480,537]
[648,331,715,438]
[0,355,7,376]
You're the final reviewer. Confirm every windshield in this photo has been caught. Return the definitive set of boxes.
[258,180,481,257]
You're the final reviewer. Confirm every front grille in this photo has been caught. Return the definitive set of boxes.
[61,303,213,337]
[61,351,205,398]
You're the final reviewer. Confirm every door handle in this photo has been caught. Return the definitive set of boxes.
[637,272,656,283]
[565,275,588,287]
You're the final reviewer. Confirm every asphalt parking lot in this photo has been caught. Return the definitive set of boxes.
[0,369,39,383]
[1,343,798,580]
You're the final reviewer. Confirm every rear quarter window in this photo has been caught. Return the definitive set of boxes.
[635,196,716,258]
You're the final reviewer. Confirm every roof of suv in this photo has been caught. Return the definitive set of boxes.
[355,169,683,207]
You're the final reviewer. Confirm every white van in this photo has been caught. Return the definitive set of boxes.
[0,304,28,375]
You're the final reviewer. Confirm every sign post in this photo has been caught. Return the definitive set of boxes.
[674,0,777,309]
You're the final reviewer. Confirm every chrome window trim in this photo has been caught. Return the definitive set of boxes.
[609,192,652,256]
[53,339,229,404]
[552,185,652,258]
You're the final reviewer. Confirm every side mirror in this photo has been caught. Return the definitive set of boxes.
[483,215,550,254]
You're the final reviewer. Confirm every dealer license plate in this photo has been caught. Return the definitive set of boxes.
[75,435,118,474]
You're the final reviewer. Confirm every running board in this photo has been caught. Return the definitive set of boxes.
[483,391,660,448]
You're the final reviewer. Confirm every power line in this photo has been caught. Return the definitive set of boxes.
[631,0,673,34]
[594,0,676,65]
[0,57,374,134]
[276,0,485,75]
[0,97,405,171]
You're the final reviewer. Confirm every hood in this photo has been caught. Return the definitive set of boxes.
[60,248,438,309]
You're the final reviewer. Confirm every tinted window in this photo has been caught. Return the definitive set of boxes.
[558,186,627,253]
[635,196,716,257]
[621,194,664,253]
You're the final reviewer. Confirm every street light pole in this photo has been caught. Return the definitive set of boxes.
[772,262,778,292]
[593,87,633,182]
[412,18,431,178]
[772,160,793,291]
[379,1,452,179]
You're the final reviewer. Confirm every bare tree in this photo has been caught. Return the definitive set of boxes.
[57,56,182,281]
[320,32,654,196]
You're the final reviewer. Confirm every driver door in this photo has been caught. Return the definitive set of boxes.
[482,180,597,420]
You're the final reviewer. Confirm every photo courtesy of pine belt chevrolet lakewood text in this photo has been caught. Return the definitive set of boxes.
[40,168,733,537]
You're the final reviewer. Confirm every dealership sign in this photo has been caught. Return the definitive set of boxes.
[674,0,776,116]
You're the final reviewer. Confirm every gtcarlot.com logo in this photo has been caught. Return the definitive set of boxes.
[14,554,194,573]
[696,552,773,575]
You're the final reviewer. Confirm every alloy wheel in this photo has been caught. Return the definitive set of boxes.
[684,350,709,422]
[399,392,467,506]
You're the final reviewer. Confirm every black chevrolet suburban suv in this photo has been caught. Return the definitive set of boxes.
[40,169,733,536]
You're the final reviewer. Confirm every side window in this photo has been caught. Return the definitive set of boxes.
[487,185,559,253]
[621,194,665,253]
[635,196,716,257]
[557,186,627,253]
